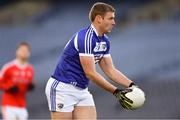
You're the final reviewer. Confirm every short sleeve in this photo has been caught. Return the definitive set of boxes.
[0,63,14,90]
[0,70,3,79]
[0,64,8,79]
[75,29,94,57]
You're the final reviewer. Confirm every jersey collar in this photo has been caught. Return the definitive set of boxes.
[91,24,100,37]
[14,59,28,69]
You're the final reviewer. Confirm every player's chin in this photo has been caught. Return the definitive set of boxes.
[22,57,29,61]
[108,28,114,32]
[107,30,112,33]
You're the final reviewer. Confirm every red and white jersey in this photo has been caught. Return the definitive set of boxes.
[0,59,34,108]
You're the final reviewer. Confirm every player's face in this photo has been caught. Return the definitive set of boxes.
[100,12,115,33]
[16,45,31,61]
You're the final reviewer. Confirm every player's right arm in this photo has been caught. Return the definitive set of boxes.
[80,56,116,93]
[0,65,9,90]
[0,64,18,92]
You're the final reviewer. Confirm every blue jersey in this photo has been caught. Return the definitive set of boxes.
[52,25,111,89]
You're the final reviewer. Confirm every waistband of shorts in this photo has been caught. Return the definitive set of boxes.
[50,76,88,90]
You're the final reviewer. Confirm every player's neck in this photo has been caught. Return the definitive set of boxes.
[16,58,28,65]
[92,23,104,36]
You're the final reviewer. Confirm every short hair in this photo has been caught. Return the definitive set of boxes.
[16,42,31,52]
[89,2,115,22]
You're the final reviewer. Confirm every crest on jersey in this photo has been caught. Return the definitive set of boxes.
[93,42,107,52]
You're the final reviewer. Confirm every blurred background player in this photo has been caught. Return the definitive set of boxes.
[0,42,35,120]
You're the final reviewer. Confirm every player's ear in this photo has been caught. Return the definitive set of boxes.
[95,15,103,24]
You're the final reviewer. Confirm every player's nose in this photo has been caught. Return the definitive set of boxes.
[112,19,116,25]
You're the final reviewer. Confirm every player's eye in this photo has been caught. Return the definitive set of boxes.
[109,17,114,20]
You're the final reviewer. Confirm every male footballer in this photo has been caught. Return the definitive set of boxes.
[45,2,137,120]
[0,42,35,120]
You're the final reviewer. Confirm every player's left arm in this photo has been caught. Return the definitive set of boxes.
[99,55,144,109]
[99,55,133,88]
[99,56,145,110]
[27,66,35,91]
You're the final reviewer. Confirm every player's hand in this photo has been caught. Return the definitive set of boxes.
[28,83,35,91]
[6,86,19,93]
[113,88,133,109]
[113,82,138,109]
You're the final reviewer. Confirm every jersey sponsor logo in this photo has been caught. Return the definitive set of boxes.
[12,70,30,83]
[93,42,107,52]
